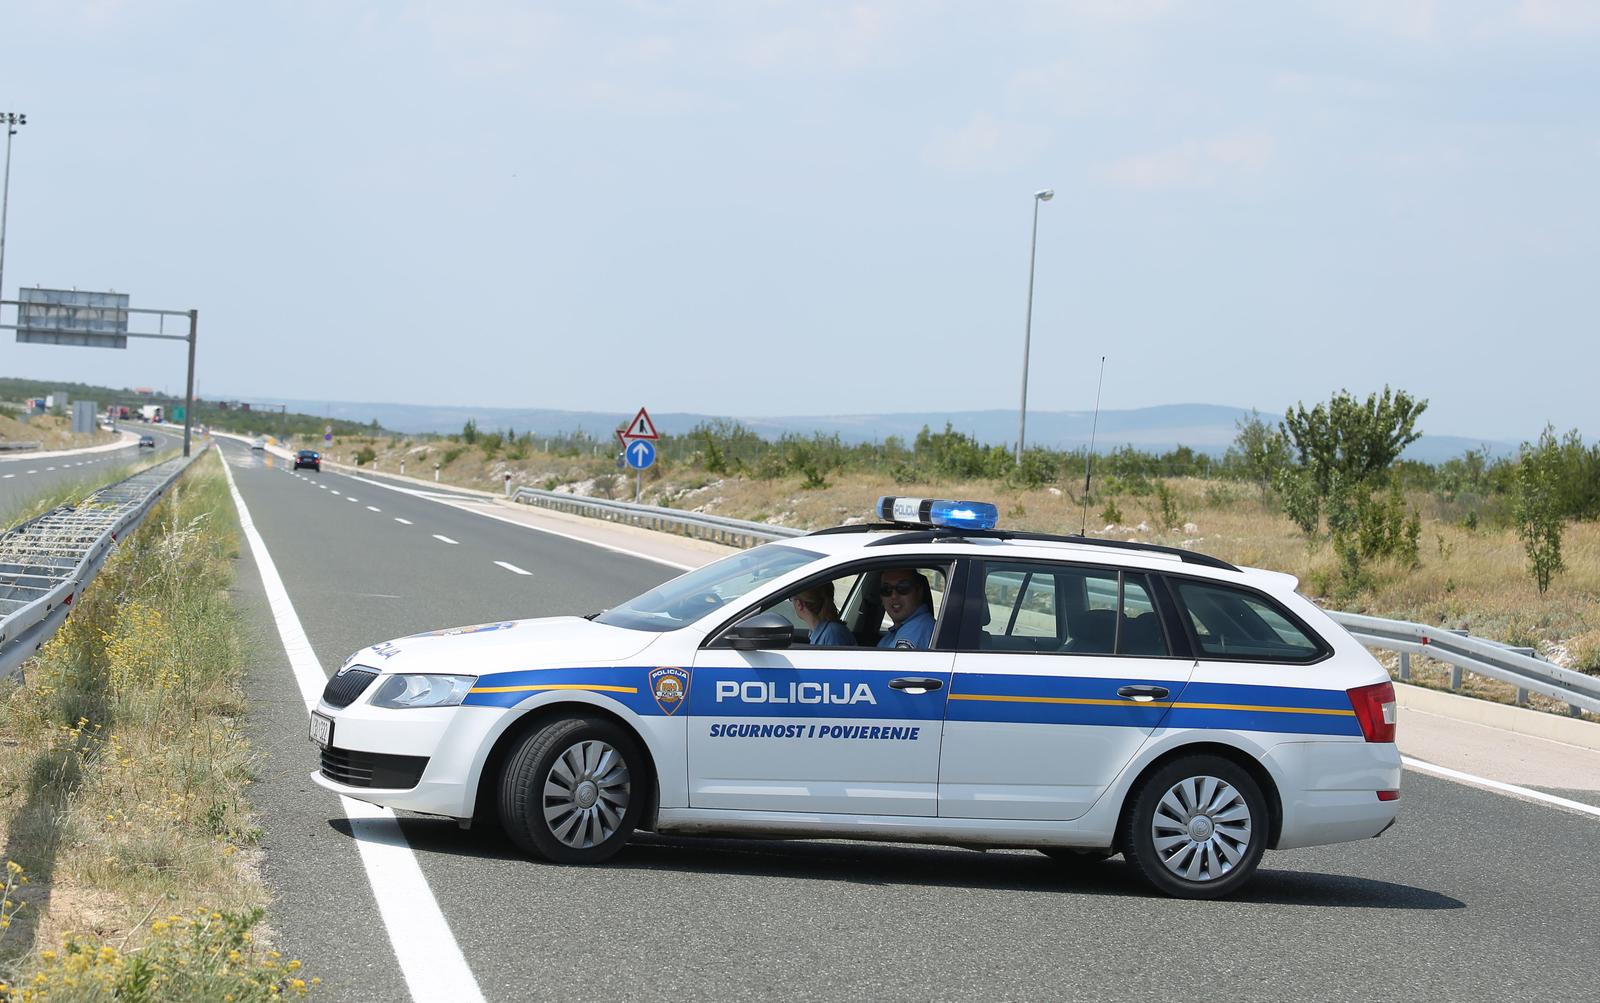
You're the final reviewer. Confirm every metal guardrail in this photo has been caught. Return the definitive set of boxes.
[510,486,806,548]
[1328,611,1599,717]
[0,441,41,452]
[510,485,1599,717]
[0,447,206,680]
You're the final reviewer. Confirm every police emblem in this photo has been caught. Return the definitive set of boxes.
[649,666,690,716]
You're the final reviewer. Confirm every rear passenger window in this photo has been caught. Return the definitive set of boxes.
[1174,580,1325,662]
[972,563,1171,657]
[1119,576,1170,657]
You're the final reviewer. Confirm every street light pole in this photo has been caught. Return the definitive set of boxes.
[0,112,26,303]
[1015,187,1053,463]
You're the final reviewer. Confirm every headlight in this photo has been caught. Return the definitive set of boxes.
[369,674,477,709]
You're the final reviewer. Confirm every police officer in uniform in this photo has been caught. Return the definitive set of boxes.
[877,568,936,649]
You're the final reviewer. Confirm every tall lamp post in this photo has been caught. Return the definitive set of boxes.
[0,111,25,302]
[1015,187,1053,463]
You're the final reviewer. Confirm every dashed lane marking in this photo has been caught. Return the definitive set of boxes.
[367,506,381,512]
[494,561,532,576]
[217,450,486,1003]
[432,534,459,545]
[394,518,413,525]
[336,472,694,571]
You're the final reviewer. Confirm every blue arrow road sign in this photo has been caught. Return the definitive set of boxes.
[625,438,656,470]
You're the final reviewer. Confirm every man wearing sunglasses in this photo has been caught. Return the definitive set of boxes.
[876,568,936,650]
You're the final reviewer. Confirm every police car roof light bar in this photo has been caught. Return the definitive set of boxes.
[875,496,1000,532]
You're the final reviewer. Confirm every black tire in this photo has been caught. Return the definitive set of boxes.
[1120,754,1267,900]
[498,715,645,864]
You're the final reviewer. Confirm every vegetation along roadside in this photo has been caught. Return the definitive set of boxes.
[0,451,316,1001]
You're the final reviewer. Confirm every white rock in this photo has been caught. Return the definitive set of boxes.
[1048,487,1063,496]
[1183,522,1199,534]
[1135,521,1151,532]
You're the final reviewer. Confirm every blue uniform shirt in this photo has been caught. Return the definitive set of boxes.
[808,619,854,647]
[878,605,935,649]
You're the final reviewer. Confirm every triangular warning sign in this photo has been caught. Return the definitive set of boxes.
[624,407,659,440]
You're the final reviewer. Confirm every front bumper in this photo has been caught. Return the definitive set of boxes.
[310,701,504,818]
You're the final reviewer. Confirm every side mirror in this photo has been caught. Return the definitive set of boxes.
[727,611,794,650]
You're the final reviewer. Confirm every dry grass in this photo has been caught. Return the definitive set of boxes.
[0,454,310,997]
[0,414,114,453]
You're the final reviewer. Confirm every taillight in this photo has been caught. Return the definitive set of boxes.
[1347,680,1397,743]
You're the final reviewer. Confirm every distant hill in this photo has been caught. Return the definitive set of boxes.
[272,397,1516,464]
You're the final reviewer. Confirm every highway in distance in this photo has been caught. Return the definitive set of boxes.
[217,436,1600,1003]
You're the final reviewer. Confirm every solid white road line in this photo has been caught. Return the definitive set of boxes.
[394,517,413,525]
[433,534,459,545]
[217,450,486,1003]
[1402,755,1600,820]
[367,506,381,512]
[339,471,694,571]
[494,561,532,576]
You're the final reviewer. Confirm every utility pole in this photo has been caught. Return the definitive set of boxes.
[0,112,26,302]
[1016,188,1053,462]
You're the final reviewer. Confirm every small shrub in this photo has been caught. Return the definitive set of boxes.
[1514,427,1567,594]
[13,907,316,1001]
[353,446,376,466]
[440,446,465,465]
[1099,500,1123,525]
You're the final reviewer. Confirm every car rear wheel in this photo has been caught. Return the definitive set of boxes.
[1121,754,1266,899]
[499,716,643,864]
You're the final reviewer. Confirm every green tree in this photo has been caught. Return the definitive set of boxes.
[461,418,479,444]
[1515,426,1567,594]
[1229,409,1290,495]
[1281,386,1427,495]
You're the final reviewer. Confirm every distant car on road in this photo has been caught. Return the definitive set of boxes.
[294,450,321,472]
[308,496,1402,900]
[251,438,266,451]
[138,435,157,449]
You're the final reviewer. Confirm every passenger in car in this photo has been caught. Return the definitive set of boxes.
[793,584,853,647]
[877,568,936,649]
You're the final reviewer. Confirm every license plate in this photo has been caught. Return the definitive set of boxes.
[309,712,333,749]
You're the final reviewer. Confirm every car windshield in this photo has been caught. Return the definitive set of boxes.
[594,544,822,633]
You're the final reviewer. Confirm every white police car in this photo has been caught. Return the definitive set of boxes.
[310,498,1400,899]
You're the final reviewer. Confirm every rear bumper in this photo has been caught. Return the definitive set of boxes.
[1268,740,1402,849]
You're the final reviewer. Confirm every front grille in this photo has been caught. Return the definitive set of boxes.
[321,667,378,708]
[321,747,430,789]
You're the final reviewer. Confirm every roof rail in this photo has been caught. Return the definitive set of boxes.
[802,523,1239,572]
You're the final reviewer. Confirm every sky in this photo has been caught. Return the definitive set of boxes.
[1,0,1596,443]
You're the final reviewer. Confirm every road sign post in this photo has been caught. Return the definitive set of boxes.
[618,406,659,504]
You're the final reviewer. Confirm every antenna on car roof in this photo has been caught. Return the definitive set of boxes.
[1080,355,1106,536]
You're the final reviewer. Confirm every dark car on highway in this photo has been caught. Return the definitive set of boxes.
[294,450,322,472]
[138,435,157,449]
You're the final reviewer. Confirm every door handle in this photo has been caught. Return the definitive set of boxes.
[1116,685,1170,702]
[889,677,944,692]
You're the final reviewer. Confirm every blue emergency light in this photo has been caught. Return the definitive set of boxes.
[875,496,1000,531]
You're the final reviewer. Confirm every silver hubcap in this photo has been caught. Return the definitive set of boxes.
[1151,775,1252,882]
[543,740,631,849]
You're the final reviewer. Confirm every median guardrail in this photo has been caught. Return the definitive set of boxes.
[510,486,807,548]
[0,447,207,680]
[509,484,1598,717]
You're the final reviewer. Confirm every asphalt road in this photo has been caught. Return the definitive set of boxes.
[0,424,185,514]
[218,437,1600,1003]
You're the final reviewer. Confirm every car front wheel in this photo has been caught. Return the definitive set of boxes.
[1121,754,1267,899]
[499,716,643,864]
